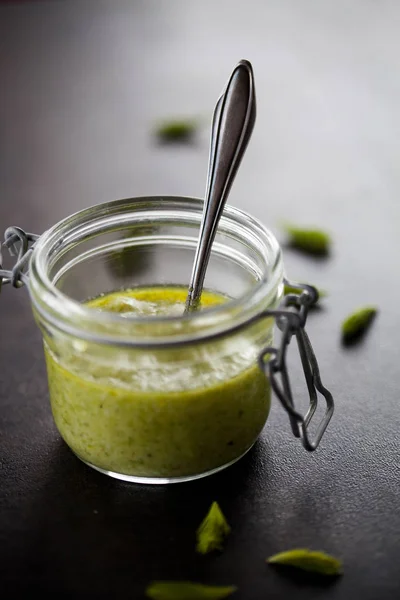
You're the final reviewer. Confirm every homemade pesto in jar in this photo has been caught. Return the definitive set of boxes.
[27,196,284,483]
[44,286,271,481]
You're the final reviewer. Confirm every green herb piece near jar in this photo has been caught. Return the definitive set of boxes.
[283,282,326,302]
[155,118,198,142]
[196,501,231,554]
[267,548,342,576]
[281,223,331,255]
[146,581,237,599]
[341,306,378,343]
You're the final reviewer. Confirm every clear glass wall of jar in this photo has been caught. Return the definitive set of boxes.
[28,196,284,483]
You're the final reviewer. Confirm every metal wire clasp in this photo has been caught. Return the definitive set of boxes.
[258,280,334,451]
[0,226,40,293]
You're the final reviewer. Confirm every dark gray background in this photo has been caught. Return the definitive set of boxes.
[1,1,399,598]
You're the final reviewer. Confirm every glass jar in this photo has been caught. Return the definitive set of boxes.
[24,196,283,483]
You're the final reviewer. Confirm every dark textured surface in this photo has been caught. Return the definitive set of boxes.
[1,1,400,598]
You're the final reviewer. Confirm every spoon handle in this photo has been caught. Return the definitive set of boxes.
[185,59,256,313]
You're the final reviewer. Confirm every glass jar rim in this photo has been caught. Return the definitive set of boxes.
[28,196,284,347]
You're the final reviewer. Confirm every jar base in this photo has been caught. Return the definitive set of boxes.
[79,444,255,484]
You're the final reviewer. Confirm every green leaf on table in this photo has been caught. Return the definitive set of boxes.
[196,501,231,554]
[155,118,198,141]
[146,581,237,599]
[267,548,342,576]
[282,223,331,255]
[283,282,326,301]
[341,306,377,342]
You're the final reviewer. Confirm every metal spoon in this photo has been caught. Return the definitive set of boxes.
[184,59,257,313]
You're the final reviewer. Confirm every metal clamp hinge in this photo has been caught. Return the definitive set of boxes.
[0,226,40,293]
[258,279,334,451]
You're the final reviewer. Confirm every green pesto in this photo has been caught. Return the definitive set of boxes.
[45,287,271,479]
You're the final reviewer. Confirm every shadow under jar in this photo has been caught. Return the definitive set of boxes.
[28,196,284,483]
